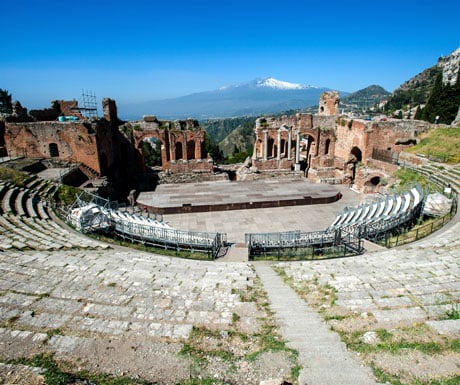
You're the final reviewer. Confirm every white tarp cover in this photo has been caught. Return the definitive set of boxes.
[423,192,452,217]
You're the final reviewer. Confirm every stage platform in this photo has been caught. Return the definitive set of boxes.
[137,178,341,214]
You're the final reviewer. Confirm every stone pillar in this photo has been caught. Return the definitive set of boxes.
[195,134,202,160]
[287,129,292,160]
[295,130,301,171]
[169,132,176,161]
[182,136,187,161]
[276,129,281,160]
[263,130,268,161]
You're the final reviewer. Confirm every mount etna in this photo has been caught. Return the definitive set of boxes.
[118,77,345,120]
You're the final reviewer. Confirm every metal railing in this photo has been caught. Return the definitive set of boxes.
[245,184,425,259]
[65,192,226,259]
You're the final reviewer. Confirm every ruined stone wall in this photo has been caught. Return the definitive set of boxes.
[4,121,102,173]
[312,115,336,130]
[252,158,293,170]
[333,118,431,166]
[399,151,428,166]
[318,91,340,115]
[166,159,213,174]
[131,118,210,173]
[334,119,369,163]
[0,120,6,156]
[366,120,431,152]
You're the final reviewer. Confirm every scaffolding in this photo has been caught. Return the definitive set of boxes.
[78,90,98,119]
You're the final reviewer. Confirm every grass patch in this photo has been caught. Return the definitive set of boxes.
[55,184,82,205]
[444,304,460,320]
[373,365,460,385]
[339,328,445,355]
[179,277,301,383]
[0,167,30,186]
[8,353,151,385]
[46,328,64,338]
[323,314,348,321]
[406,126,460,164]
[392,168,439,192]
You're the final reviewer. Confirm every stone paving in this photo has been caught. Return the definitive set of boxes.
[163,184,367,244]
[139,178,340,212]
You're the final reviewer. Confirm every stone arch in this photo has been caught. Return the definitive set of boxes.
[300,134,315,165]
[187,140,195,160]
[363,174,384,193]
[349,146,362,163]
[348,146,363,182]
[324,138,331,155]
[175,141,183,160]
[280,139,286,158]
[267,138,275,158]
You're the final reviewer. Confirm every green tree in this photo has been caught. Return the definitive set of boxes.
[142,139,162,167]
[204,133,224,164]
[0,89,12,113]
[418,70,460,124]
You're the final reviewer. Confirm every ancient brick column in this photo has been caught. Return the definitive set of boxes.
[263,130,268,161]
[183,134,188,161]
[169,132,176,161]
[287,129,292,160]
[276,129,281,160]
[195,132,202,160]
[295,131,300,164]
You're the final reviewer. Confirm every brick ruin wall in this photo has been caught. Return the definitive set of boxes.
[4,121,104,174]
[334,118,431,165]
[132,118,212,173]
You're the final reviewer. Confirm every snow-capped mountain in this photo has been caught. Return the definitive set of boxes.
[219,77,315,91]
[255,77,313,90]
[119,77,341,120]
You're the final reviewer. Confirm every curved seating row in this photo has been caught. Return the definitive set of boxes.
[246,184,424,253]
[0,180,108,252]
[328,185,423,232]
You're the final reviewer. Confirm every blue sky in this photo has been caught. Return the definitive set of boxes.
[1,0,459,110]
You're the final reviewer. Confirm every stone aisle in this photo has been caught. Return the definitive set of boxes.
[254,263,380,385]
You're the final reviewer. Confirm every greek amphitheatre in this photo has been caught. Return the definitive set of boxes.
[0,92,459,385]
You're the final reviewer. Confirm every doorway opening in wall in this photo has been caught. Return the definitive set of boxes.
[49,143,59,157]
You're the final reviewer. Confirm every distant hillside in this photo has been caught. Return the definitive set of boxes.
[341,85,390,111]
[201,116,255,144]
[219,123,255,159]
[384,66,441,112]
[385,46,460,116]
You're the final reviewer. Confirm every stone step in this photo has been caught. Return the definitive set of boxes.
[14,189,29,217]
[36,201,50,220]
[2,187,19,214]
[25,195,39,218]
[25,177,41,190]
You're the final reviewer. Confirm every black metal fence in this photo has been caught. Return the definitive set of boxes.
[246,228,364,261]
